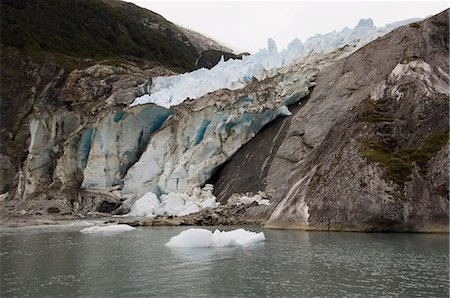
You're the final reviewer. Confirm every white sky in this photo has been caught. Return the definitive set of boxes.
[129,1,449,53]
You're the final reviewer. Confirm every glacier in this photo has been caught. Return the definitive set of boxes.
[131,17,421,109]
[75,47,352,216]
[55,16,422,217]
[165,228,266,247]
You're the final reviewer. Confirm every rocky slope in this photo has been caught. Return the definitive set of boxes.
[214,10,449,232]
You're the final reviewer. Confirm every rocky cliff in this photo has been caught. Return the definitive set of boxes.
[214,10,449,232]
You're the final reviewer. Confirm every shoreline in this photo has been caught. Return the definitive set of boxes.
[1,214,448,234]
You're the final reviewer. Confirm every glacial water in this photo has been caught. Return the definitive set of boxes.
[0,225,448,297]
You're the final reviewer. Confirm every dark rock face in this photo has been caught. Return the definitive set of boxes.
[214,10,449,231]
[96,201,120,213]
[212,103,304,204]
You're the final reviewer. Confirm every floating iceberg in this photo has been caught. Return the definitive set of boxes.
[80,224,136,233]
[123,184,219,218]
[131,17,420,109]
[165,228,266,247]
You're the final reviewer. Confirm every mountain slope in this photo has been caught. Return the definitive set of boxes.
[1,0,237,72]
[178,25,234,53]
[213,10,449,231]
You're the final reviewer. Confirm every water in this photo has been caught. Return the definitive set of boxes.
[1,225,448,297]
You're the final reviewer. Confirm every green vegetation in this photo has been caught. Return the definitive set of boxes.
[361,100,395,123]
[361,140,413,184]
[361,131,449,184]
[197,49,247,69]
[409,22,421,29]
[1,0,199,71]
[398,132,449,172]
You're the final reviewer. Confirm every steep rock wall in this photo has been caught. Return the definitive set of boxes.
[266,11,449,231]
[213,10,449,231]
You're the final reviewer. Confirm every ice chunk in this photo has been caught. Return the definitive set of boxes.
[127,192,161,217]
[166,228,213,247]
[80,224,135,233]
[227,192,271,206]
[123,184,219,218]
[211,229,266,247]
[277,105,292,117]
[239,194,270,206]
[166,228,265,247]
[160,192,201,216]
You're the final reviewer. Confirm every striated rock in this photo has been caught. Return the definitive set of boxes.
[267,11,449,232]
[212,10,449,231]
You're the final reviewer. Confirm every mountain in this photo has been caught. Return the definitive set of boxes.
[177,26,248,69]
[177,25,234,54]
[0,0,237,72]
[0,2,447,232]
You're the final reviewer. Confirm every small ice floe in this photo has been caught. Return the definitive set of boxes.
[165,228,265,248]
[80,224,135,233]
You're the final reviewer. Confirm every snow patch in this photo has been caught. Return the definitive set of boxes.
[80,224,136,233]
[165,228,265,247]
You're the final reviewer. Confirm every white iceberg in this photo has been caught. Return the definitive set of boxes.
[165,228,266,247]
[80,224,136,233]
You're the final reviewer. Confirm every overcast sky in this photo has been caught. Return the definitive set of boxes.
[130,1,448,53]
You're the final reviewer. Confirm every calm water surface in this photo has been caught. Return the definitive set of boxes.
[0,224,448,297]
